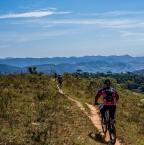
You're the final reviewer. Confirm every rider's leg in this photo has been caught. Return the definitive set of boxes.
[109,105,116,123]
[60,81,62,86]
[99,105,106,122]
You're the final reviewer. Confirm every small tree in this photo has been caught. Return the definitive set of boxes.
[28,67,33,74]
[28,66,37,74]
[33,66,36,71]
[33,67,37,74]
[76,69,82,74]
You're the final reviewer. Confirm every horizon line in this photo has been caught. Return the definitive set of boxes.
[1,54,143,59]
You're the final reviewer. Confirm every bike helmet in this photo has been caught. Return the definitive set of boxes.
[104,79,111,86]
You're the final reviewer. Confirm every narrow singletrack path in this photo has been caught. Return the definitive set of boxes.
[57,86,123,145]
[86,103,122,145]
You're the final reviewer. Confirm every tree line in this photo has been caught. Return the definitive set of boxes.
[76,69,144,93]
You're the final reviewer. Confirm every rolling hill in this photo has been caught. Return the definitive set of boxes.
[1,55,144,74]
[1,55,144,68]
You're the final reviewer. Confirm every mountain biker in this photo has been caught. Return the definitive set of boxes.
[95,79,119,123]
[57,74,63,87]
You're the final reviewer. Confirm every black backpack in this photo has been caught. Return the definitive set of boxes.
[58,76,62,82]
[105,87,114,102]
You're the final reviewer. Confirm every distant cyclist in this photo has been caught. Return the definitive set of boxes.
[95,79,119,123]
[57,74,63,88]
[54,72,57,81]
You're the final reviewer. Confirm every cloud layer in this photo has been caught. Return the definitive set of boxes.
[91,11,144,16]
[1,9,144,43]
[0,11,70,18]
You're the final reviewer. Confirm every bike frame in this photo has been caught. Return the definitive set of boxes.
[96,103,116,144]
[105,109,116,144]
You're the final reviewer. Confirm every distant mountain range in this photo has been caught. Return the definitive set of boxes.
[133,69,144,74]
[0,55,144,74]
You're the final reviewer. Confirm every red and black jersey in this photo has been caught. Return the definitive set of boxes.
[57,76,63,82]
[95,87,119,105]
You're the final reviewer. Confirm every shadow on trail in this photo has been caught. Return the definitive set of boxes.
[88,132,106,144]
[88,132,115,145]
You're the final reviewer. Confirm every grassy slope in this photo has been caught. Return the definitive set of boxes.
[0,74,105,145]
[62,73,144,145]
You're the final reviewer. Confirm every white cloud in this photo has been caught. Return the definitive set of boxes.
[120,31,144,36]
[18,2,46,9]
[48,7,57,10]
[119,31,144,42]
[37,19,143,29]
[0,11,70,19]
[9,18,144,30]
[35,7,57,12]
[7,17,144,30]
[43,25,55,28]
[88,11,144,17]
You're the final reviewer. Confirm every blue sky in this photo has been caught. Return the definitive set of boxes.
[0,0,144,58]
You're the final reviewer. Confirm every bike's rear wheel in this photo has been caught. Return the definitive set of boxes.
[109,123,116,144]
[101,116,107,133]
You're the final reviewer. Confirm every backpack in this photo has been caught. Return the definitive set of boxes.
[105,87,114,102]
[58,76,62,82]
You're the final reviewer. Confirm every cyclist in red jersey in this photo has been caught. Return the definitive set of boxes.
[95,79,119,123]
[57,74,63,88]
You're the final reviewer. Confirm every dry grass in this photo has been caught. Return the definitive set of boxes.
[0,73,105,145]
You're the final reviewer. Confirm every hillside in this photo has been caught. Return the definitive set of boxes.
[1,72,144,144]
[0,64,23,74]
[133,69,144,74]
[0,73,105,144]
[1,60,144,75]
[1,54,144,67]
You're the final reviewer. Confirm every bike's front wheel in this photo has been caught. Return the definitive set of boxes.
[101,116,107,133]
[109,123,116,144]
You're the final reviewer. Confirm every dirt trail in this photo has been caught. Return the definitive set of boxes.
[86,103,122,145]
[58,86,123,145]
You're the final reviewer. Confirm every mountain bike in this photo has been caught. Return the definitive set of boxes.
[96,103,116,144]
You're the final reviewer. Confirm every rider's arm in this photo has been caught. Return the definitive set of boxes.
[113,89,119,102]
[95,88,103,104]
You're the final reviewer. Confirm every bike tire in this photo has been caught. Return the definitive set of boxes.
[101,116,107,133]
[109,123,116,144]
